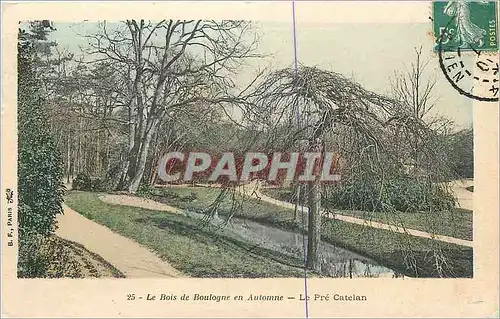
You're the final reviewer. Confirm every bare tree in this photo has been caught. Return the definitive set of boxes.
[84,20,259,193]
[391,46,437,120]
[390,46,440,170]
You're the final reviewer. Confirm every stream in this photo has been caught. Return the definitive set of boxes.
[184,210,400,278]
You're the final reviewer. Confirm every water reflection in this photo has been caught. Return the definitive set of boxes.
[185,210,400,278]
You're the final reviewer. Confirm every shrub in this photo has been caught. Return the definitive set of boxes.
[72,173,92,191]
[90,178,104,192]
[103,155,126,191]
[72,173,105,192]
[136,184,156,199]
[325,175,456,213]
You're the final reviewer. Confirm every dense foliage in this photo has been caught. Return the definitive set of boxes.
[447,128,474,178]
[325,174,455,213]
[18,21,65,277]
[72,173,104,192]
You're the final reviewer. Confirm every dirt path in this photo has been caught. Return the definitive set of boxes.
[56,203,184,278]
[239,182,474,248]
[446,179,473,211]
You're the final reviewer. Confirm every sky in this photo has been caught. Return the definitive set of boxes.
[46,20,473,129]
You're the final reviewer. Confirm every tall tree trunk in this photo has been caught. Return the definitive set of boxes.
[293,183,301,222]
[306,179,322,272]
[116,114,136,190]
[128,120,158,193]
[105,134,110,173]
[82,134,87,174]
[66,130,71,183]
[149,130,163,184]
[306,138,323,272]
[96,131,101,176]
[77,118,82,174]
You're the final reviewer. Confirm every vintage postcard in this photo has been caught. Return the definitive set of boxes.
[1,0,498,317]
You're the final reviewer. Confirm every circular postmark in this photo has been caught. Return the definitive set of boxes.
[437,22,499,102]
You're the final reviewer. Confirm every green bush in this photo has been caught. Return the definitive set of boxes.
[72,173,92,191]
[90,178,104,191]
[103,162,124,191]
[136,184,157,199]
[448,129,474,178]
[325,175,456,213]
[72,173,105,192]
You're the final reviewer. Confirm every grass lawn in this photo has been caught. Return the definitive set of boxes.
[148,186,472,278]
[261,188,473,241]
[65,191,304,278]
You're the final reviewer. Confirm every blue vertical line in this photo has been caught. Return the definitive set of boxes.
[300,188,309,319]
[291,1,309,318]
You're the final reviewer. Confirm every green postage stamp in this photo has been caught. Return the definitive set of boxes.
[433,0,498,51]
